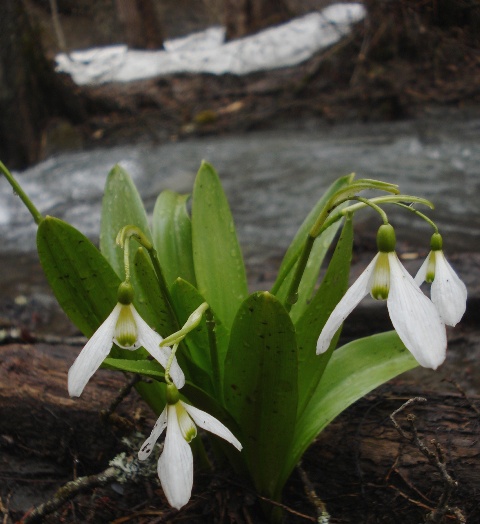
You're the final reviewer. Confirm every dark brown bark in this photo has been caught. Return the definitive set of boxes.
[0,0,85,169]
[224,0,292,40]
[1,340,479,522]
[115,0,164,50]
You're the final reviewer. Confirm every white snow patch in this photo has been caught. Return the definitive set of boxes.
[55,3,365,86]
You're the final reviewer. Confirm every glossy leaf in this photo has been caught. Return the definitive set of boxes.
[100,164,152,275]
[279,331,418,487]
[133,247,178,337]
[37,216,120,337]
[103,357,166,380]
[295,215,353,413]
[224,292,298,499]
[191,161,248,329]
[152,190,196,287]
[272,174,354,304]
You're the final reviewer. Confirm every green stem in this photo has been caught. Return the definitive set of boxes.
[284,234,316,312]
[146,245,179,328]
[394,203,438,232]
[353,196,389,224]
[165,342,180,385]
[0,161,43,224]
[205,307,223,404]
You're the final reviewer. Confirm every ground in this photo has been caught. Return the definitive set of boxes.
[1,1,480,522]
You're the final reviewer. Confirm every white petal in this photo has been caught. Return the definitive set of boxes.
[138,406,168,460]
[181,402,242,451]
[132,307,186,389]
[431,251,467,327]
[414,255,430,286]
[67,304,120,397]
[316,253,378,354]
[158,404,193,510]
[387,253,447,369]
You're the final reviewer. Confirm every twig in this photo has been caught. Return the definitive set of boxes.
[390,397,466,523]
[21,451,158,524]
[297,462,330,523]
[101,374,143,422]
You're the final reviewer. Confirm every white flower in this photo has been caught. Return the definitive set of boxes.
[138,395,242,510]
[68,301,185,397]
[316,248,447,370]
[415,249,467,327]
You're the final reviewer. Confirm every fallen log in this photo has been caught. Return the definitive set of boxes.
[0,340,478,523]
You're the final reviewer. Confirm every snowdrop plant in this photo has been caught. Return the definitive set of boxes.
[1,160,466,521]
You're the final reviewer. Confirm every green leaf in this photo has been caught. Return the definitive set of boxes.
[295,215,353,413]
[100,164,152,279]
[170,278,230,397]
[191,161,248,329]
[280,331,418,488]
[37,216,120,337]
[103,357,166,380]
[152,190,196,287]
[133,247,178,337]
[272,174,354,302]
[224,292,298,499]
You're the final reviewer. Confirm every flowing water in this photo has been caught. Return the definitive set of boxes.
[1,113,479,392]
[2,114,479,265]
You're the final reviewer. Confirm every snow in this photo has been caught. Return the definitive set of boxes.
[55,3,365,86]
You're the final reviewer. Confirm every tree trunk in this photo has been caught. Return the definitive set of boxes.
[115,0,164,50]
[224,0,292,40]
[0,0,84,170]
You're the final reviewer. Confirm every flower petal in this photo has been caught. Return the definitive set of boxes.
[316,253,378,354]
[158,404,193,510]
[181,402,242,451]
[67,304,120,397]
[387,253,447,369]
[132,307,185,389]
[138,406,168,460]
[414,254,429,286]
[431,251,467,327]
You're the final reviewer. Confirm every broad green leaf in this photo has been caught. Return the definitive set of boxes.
[133,247,178,337]
[170,278,230,396]
[152,191,196,287]
[104,358,169,416]
[182,381,246,475]
[295,215,353,413]
[100,164,152,280]
[272,174,354,303]
[191,161,248,329]
[279,331,418,488]
[37,216,120,337]
[103,357,167,380]
[224,292,298,499]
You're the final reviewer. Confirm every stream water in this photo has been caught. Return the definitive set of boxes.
[1,113,479,394]
[2,114,479,268]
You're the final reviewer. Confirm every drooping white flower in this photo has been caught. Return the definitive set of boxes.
[68,283,185,397]
[414,233,467,327]
[316,224,447,369]
[138,385,242,510]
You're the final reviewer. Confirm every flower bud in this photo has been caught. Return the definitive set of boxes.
[430,232,443,251]
[117,281,134,305]
[376,224,396,253]
[166,383,180,405]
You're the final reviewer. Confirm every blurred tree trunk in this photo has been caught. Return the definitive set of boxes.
[115,0,164,49]
[224,0,292,40]
[0,0,83,170]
